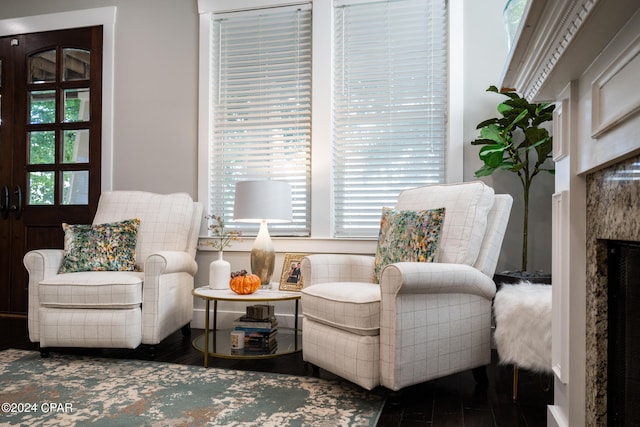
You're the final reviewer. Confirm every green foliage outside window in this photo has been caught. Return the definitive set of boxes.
[28,98,82,205]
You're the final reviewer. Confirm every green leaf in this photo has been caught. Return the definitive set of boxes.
[505,109,529,133]
[476,118,499,129]
[479,124,504,144]
[506,162,526,172]
[474,164,497,177]
[497,102,512,115]
[479,145,505,168]
[479,144,505,155]
[470,138,496,146]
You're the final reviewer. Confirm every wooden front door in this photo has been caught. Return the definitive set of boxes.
[0,26,103,314]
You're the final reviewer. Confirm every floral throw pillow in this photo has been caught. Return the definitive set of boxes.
[373,207,446,283]
[58,218,141,273]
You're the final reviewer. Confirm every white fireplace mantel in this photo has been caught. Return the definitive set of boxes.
[501,0,639,103]
[499,1,640,426]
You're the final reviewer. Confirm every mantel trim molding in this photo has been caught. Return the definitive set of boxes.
[500,0,640,102]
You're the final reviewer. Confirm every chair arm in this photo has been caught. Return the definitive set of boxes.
[380,262,496,300]
[23,249,65,343]
[143,251,198,277]
[23,249,65,282]
[300,254,375,287]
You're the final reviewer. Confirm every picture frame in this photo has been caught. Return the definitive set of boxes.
[279,253,309,291]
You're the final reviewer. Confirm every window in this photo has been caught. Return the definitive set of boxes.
[199,0,455,242]
[209,5,312,236]
[333,0,448,237]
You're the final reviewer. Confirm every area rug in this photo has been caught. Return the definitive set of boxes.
[0,349,384,426]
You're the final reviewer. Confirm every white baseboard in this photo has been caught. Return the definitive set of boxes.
[547,405,568,427]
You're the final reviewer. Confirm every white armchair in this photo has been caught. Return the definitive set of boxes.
[301,182,513,391]
[24,191,202,357]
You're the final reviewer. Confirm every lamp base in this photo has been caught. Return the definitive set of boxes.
[251,221,275,289]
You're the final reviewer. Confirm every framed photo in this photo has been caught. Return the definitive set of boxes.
[279,253,309,291]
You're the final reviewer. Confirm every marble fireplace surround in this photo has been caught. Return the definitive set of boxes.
[585,154,640,425]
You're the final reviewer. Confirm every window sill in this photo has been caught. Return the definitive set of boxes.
[198,237,377,255]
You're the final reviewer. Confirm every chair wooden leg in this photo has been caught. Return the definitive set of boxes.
[308,363,320,377]
[181,322,191,337]
[147,345,157,359]
[512,366,519,402]
[386,389,404,407]
[472,366,489,385]
[39,346,50,358]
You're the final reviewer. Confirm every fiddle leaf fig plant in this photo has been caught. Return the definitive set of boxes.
[471,85,555,272]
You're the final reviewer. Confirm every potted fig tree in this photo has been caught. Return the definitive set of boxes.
[471,85,555,280]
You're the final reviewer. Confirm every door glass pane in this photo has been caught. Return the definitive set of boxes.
[29,49,56,83]
[63,88,90,122]
[28,131,55,164]
[28,171,55,205]
[63,48,90,81]
[62,171,89,205]
[29,90,56,124]
[62,129,90,163]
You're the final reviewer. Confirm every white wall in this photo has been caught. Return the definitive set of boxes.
[1,0,201,195]
[1,0,553,325]
[462,0,553,275]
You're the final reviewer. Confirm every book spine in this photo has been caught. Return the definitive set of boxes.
[232,322,277,329]
[234,327,275,333]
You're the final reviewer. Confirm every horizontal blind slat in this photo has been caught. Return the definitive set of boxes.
[211,6,311,236]
[333,0,448,238]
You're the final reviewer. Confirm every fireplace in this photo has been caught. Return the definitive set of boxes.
[607,240,640,426]
[586,154,640,426]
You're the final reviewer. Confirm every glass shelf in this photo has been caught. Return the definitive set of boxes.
[192,328,302,360]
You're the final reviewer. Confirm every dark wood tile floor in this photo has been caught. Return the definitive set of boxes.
[0,316,552,426]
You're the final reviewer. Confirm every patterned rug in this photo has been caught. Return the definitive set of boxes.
[0,349,384,426]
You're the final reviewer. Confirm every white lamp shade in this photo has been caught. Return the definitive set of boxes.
[233,180,292,223]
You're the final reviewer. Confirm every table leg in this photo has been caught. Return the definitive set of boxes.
[294,299,300,349]
[213,299,218,330]
[213,300,218,353]
[204,299,210,368]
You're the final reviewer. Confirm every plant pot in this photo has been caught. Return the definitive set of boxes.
[494,270,552,286]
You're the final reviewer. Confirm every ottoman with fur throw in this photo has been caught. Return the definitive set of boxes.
[493,281,552,401]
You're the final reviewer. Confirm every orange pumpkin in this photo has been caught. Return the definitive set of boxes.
[229,270,261,295]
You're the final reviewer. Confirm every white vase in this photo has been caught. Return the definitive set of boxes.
[209,251,231,290]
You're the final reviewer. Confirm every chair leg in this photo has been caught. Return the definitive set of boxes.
[181,322,191,337]
[39,346,50,358]
[472,366,489,385]
[512,366,519,402]
[147,345,157,359]
[386,389,404,407]
[307,363,320,377]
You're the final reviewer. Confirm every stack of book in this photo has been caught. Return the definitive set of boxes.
[232,305,278,354]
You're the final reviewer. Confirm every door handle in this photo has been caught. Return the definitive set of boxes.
[9,185,22,220]
[0,185,8,219]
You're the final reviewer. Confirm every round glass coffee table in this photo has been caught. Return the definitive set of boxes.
[192,287,302,367]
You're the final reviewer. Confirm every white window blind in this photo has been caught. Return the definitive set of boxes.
[210,5,312,236]
[333,0,448,238]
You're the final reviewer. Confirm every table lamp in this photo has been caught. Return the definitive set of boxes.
[233,180,292,288]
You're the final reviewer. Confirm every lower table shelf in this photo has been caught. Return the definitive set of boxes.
[192,328,302,360]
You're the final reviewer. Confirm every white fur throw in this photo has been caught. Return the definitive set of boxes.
[493,281,552,373]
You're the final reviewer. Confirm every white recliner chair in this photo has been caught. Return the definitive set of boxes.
[24,191,202,357]
[301,182,513,392]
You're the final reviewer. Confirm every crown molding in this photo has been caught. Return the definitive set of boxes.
[500,0,639,102]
